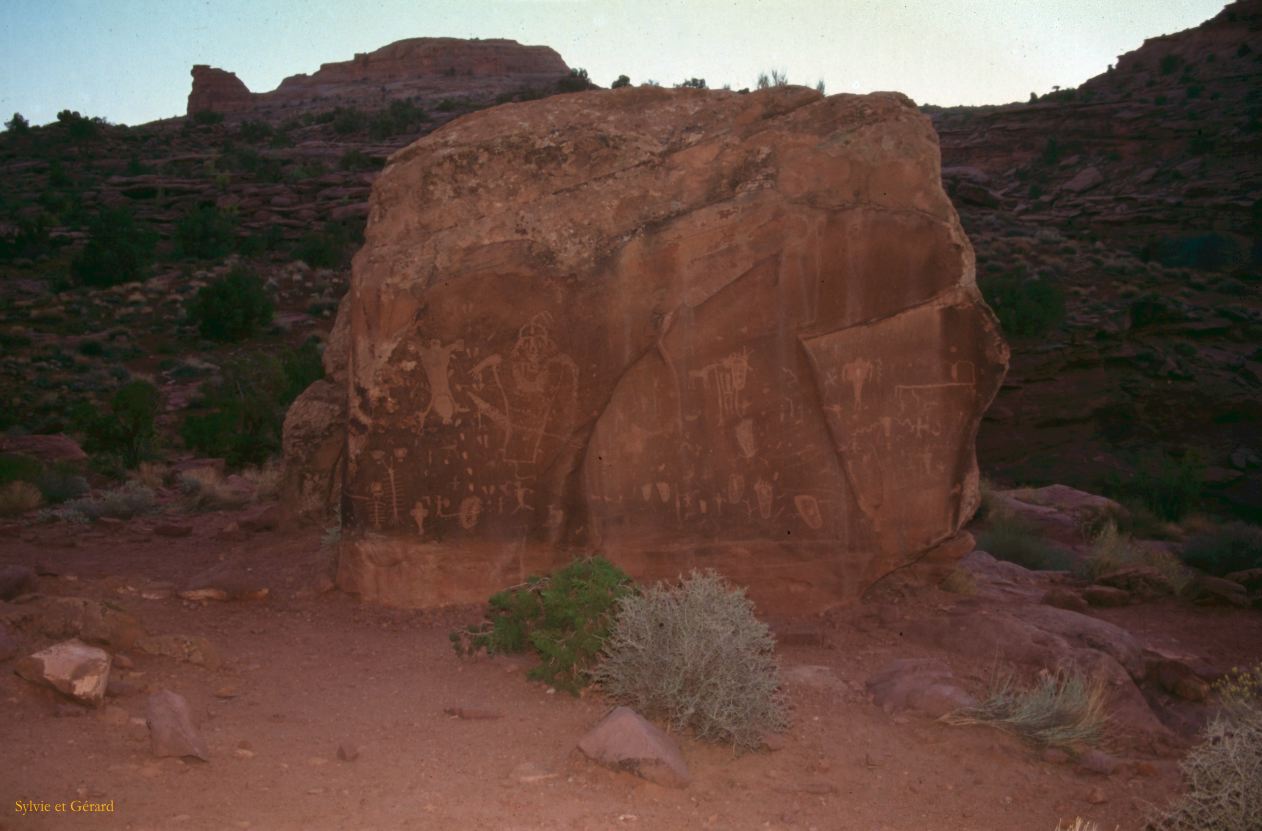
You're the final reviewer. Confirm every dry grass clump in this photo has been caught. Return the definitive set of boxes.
[939,567,977,595]
[0,480,43,516]
[178,467,248,510]
[241,460,283,501]
[592,570,789,751]
[1079,521,1191,593]
[943,667,1108,749]
[1054,819,1106,831]
[41,481,158,522]
[130,461,168,490]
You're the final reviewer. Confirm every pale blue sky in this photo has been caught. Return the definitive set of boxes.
[0,0,1229,127]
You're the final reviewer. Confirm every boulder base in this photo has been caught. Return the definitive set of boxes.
[318,86,1007,611]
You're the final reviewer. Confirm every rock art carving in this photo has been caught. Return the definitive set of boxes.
[309,86,1007,611]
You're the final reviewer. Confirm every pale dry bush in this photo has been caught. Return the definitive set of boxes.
[130,461,168,490]
[177,467,248,510]
[592,570,788,751]
[241,460,282,501]
[45,481,158,522]
[1147,697,1262,831]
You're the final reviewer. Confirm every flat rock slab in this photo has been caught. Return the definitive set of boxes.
[578,706,690,788]
[866,657,975,718]
[14,639,111,706]
[136,634,222,670]
[147,689,209,760]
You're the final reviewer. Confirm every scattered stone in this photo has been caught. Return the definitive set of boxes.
[216,522,246,541]
[146,690,209,761]
[113,653,135,670]
[238,505,280,533]
[444,706,503,720]
[1042,588,1089,612]
[180,563,269,602]
[0,564,37,600]
[866,658,976,719]
[55,702,89,717]
[1095,566,1174,599]
[0,434,87,465]
[214,684,240,699]
[1224,568,1262,592]
[1041,747,1071,764]
[1086,786,1108,805]
[1062,166,1104,194]
[762,733,789,752]
[99,704,130,726]
[578,707,690,788]
[136,634,223,670]
[1147,653,1212,703]
[106,677,141,698]
[0,623,20,661]
[1182,575,1249,607]
[1083,585,1131,608]
[0,595,143,649]
[1076,749,1121,776]
[336,743,360,762]
[15,639,112,706]
[154,523,194,538]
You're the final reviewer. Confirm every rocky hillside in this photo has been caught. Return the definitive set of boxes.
[188,37,571,118]
[0,39,589,483]
[931,0,1262,521]
[1,7,1259,524]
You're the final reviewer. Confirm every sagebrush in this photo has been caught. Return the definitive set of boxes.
[592,570,789,751]
[450,556,634,694]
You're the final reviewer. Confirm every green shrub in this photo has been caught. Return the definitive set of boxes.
[979,269,1066,338]
[0,452,43,486]
[55,109,101,141]
[450,556,633,693]
[330,107,365,135]
[36,463,89,504]
[975,511,1071,570]
[292,220,360,269]
[5,112,30,133]
[190,110,224,126]
[73,380,161,468]
[1127,449,1205,522]
[1182,522,1262,576]
[72,207,156,287]
[180,342,322,467]
[611,74,631,89]
[557,68,594,93]
[593,570,789,750]
[1146,233,1244,271]
[1160,54,1185,76]
[236,120,271,143]
[943,668,1108,749]
[338,149,380,171]
[175,205,237,259]
[187,265,274,341]
[675,77,708,89]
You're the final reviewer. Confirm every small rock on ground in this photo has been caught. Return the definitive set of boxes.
[577,706,690,788]
[146,690,209,760]
[15,639,112,706]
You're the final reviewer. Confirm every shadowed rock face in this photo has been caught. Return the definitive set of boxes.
[331,86,1008,611]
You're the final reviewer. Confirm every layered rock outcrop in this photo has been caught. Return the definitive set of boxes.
[186,66,253,115]
[306,86,1007,610]
[185,38,571,118]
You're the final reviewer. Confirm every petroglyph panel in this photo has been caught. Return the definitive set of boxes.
[325,87,1009,612]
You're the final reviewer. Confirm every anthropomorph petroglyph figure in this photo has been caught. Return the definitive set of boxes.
[466,313,578,466]
[418,338,466,428]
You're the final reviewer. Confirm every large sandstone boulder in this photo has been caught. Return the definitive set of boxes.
[186,65,253,115]
[320,86,1006,611]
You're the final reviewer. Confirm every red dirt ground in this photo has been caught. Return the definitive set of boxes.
[2,507,1260,831]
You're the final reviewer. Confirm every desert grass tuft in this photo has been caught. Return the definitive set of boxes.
[1079,521,1191,593]
[943,667,1108,749]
